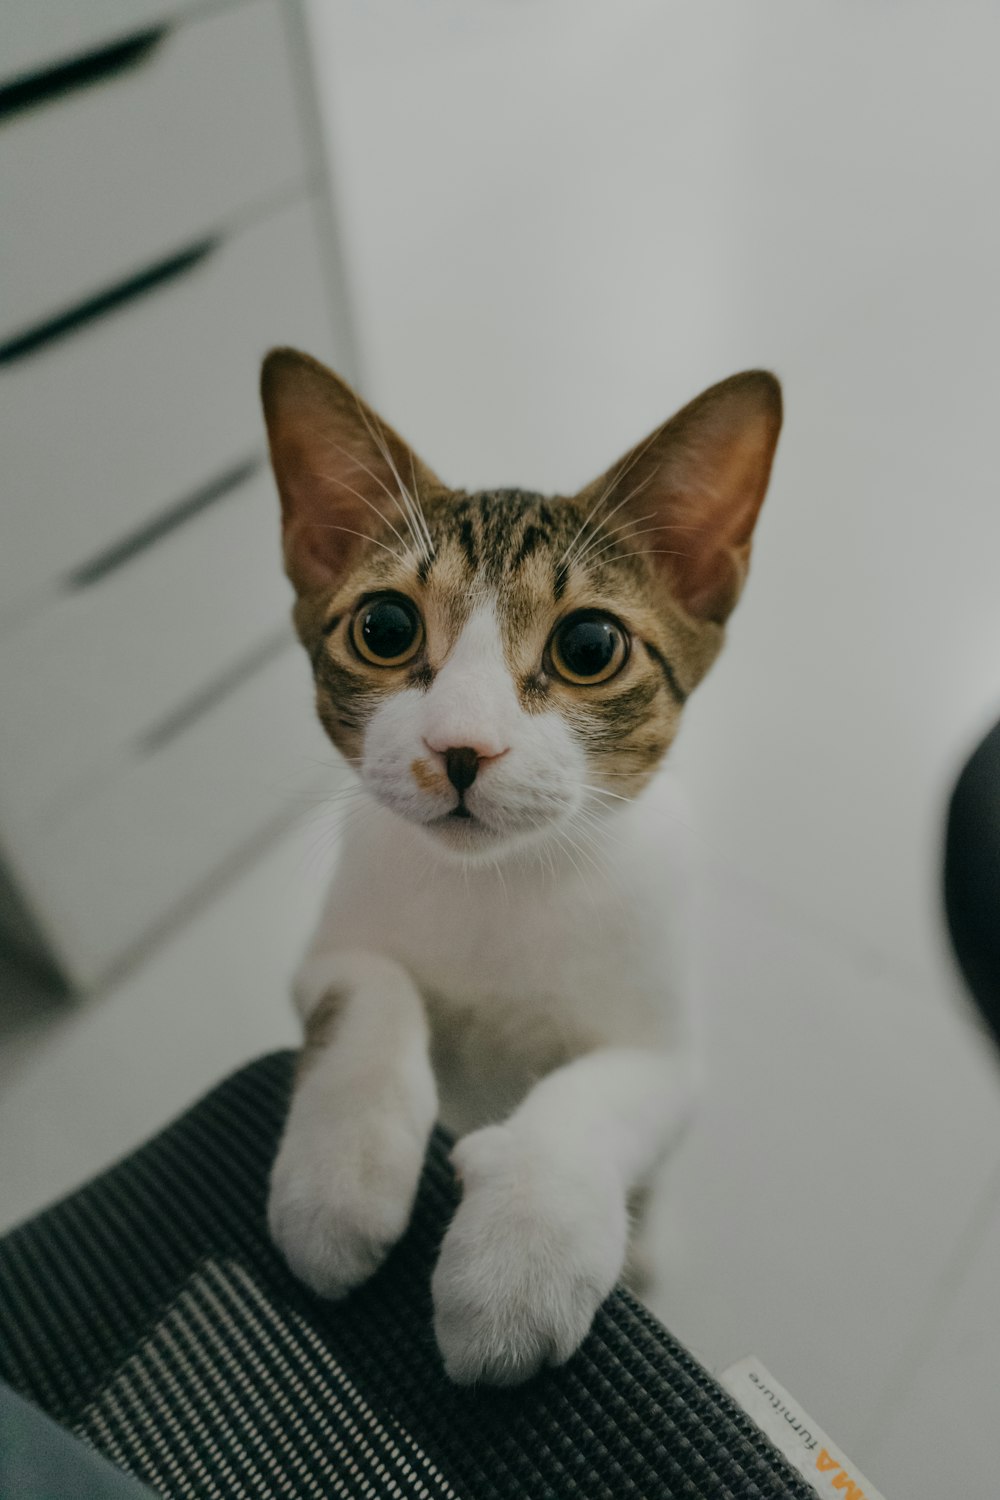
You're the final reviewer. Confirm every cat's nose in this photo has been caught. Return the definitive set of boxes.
[425,742,508,793]
[444,747,480,793]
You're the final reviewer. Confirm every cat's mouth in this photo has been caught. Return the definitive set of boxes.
[363,770,578,858]
[423,796,558,859]
[425,800,511,849]
[437,803,478,829]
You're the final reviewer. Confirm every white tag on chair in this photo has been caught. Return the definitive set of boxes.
[720,1355,889,1500]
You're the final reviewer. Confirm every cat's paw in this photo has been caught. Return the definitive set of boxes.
[431,1124,627,1385]
[269,1102,430,1300]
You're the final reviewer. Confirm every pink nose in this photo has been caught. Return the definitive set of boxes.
[422,740,509,793]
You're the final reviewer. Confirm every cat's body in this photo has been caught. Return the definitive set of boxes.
[260,352,781,1385]
[299,766,696,1139]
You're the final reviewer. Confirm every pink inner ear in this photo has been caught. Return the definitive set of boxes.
[262,349,440,598]
[262,351,422,597]
[670,420,779,621]
[597,373,782,624]
[275,436,374,594]
[283,514,355,596]
[681,539,750,623]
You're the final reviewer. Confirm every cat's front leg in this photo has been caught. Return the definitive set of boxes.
[432,1047,693,1385]
[269,950,437,1299]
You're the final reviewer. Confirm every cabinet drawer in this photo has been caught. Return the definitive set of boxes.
[1,198,337,616]
[1,4,205,85]
[0,0,305,341]
[0,466,292,827]
[8,641,334,987]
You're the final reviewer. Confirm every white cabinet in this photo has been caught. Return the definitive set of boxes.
[0,1,306,340]
[0,0,352,987]
[1,201,332,612]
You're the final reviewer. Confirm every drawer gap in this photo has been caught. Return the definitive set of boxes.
[140,629,292,754]
[0,28,167,126]
[68,456,265,590]
[0,238,219,366]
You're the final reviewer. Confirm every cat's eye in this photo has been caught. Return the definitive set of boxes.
[351,594,424,666]
[548,611,628,685]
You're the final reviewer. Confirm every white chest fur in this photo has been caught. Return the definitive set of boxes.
[300,770,697,1133]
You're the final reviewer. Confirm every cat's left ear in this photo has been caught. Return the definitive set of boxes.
[261,348,442,596]
[575,371,782,624]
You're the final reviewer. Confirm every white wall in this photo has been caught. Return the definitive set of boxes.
[307,0,1000,997]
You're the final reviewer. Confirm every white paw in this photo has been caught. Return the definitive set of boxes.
[431,1124,627,1386]
[269,1093,432,1299]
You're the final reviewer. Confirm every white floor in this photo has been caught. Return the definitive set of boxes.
[3,3,1000,1497]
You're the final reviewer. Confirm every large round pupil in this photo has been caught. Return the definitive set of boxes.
[363,600,416,658]
[560,617,617,677]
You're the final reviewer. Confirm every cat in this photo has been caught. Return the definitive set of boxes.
[260,348,782,1385]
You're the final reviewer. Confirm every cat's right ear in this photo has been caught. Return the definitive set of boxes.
[260,349,441,596]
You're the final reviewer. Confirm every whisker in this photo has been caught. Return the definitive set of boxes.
[565,815,611,864]
[522,814,558,879]
[560,452,641,569]
[317,784,370,807]
[331,421,424,553]
[593,547,691,565]
[350,395,430,558]
[570,514,691,573]
[566,496,660,575]
[581,781,723,855]
[408,445,436,564]
[566,509,659,570]
[316,452,412,555]
[559,428,663,568]
[543,833,557,879]
[336,798,378,831]
[312,799,377,858]
[561,471,657,574]
[579,765,670,777]
[549,823,593,885]
[567,814,629,917]
[563,825,608,884]
[572,802,625,846]
[581,783,633,803]
[307,523,407,563]
[356,398,434,560]
[577,524,693,568]
[277,784,368,813]
[383,427,434,558]
[302,785,371,820]
[489,856,510,904]
[576,507,658,543]
[575,797,635,868]
[302,809,352,875]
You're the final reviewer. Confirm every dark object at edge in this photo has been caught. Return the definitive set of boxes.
[945,715,1000,1041]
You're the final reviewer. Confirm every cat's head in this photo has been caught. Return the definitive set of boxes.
[261,349,781,862]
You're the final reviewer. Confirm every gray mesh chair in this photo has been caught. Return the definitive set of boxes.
[0,1050,812,1499]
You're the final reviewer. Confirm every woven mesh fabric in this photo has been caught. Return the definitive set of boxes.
[0,1052,815,1499]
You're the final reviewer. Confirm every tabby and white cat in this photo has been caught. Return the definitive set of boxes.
[260,349,781,1385]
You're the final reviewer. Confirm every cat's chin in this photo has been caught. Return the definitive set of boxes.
[418,813,523,862]
[363,788,576,865]
[412,810,550,865]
